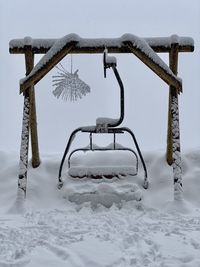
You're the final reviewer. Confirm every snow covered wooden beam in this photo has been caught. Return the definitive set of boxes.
[166,39,179,165]
[19,34,186,94]
[24,48,40,168]
[9,34,194,54]
[124,42,182,92]
[20,39,77,94]
[168,43,183,201]
[18,89,31,196]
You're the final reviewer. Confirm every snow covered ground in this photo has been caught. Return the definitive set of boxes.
[0,149,200,267]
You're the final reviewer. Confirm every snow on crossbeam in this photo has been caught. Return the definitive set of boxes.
[19,34,182,93]
[9,34,194,54]
[124,41,182,92]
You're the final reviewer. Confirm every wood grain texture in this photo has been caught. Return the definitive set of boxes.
[24,47,40,168]
[166,42,179,166]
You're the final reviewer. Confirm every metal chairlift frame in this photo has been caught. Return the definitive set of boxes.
[58,49,148,189]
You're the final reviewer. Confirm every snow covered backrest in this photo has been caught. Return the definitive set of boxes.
[103,48,117,79]
[105,50,117,66]
[95,49,122,132]
[106,55,117,65]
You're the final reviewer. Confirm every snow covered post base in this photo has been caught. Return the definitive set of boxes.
[18,92,30,197]
[169,39,183,201]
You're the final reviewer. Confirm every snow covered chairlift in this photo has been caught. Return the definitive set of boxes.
[58,49,148,189]
[10,34,194,199]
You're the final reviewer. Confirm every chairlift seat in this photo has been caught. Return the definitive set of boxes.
[57,49,148,190]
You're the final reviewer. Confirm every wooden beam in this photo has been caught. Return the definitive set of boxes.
[30,88,40,168]
[25,47,40,168]
[10,45,194,55]
[125,42,182,91]
[20,42,76,94]
[168,43,183,200]
[9,38,194,55]
[18,90,31,197]
[166,44,179,165]
[166,93,173,165]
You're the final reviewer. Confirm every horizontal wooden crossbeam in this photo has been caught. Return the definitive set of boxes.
[19,34,184,94]
[9,35,194,55]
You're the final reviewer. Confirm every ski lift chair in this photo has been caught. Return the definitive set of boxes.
[57,49,148,189]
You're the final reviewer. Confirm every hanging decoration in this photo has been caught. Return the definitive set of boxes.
[52,57,91,102]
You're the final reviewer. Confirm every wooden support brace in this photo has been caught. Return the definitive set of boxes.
[25,48,40,168]
[20,42,76,94]
[125,42,182,92]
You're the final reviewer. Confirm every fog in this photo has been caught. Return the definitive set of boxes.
[0,0,199,154]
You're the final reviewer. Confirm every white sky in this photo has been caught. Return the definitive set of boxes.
[0,0,200,154]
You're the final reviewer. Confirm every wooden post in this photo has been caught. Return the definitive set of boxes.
[18,90,30,196]
[166,92,173,165]
[169,42,183,200]
[166,43,179,166]
[17,47,41,197]
[25,48,40,168]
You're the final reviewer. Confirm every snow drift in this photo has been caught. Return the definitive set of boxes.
[0,149,200,267]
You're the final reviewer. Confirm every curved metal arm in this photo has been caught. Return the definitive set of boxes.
[103,49,124,128]
[109,65,124,127]
[58,127,82,188]
[112,127,148,189]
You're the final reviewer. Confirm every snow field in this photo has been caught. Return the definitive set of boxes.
[0,149,200,266]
